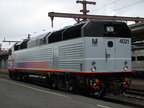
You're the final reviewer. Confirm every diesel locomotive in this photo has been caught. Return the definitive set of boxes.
[8,20,132,97]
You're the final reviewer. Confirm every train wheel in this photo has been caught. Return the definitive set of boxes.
[15,72,23,81]
[23,75,30,83]
[52,81,58,89]
[9,71,15,80]
[96,85,106,98]
[68,83,77,93]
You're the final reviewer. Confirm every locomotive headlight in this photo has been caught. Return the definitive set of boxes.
[106,26,114,32]
[124,66,128,71]
[123,61,128,71]
[91,66,96,72]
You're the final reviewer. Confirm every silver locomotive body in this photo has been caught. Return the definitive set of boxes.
[8,20,132,96]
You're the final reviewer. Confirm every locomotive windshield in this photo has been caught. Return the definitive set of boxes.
[82,20,131,38]
[104,23,131,38]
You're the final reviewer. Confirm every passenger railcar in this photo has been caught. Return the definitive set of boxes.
[132,44,144,78]
[8,20,132,97]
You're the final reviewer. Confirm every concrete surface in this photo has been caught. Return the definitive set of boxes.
[0,78,132,108]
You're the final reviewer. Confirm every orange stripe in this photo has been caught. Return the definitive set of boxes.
[8,68,132,74]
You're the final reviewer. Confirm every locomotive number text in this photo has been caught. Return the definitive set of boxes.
[119,39,129,44]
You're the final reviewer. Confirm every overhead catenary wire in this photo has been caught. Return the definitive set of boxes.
[102,0,144,15]
[91,0,120,13]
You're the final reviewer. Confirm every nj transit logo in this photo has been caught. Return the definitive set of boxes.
[92,39,98,46]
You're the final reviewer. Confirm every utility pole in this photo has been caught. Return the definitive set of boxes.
[77,0,96,15]
[76,0,96,22]
[0,44,2,53]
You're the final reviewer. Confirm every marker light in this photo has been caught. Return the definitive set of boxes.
[124,61,128,65]
[91,61,96,65]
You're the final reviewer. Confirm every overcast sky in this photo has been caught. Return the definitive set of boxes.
[0,0,144,49]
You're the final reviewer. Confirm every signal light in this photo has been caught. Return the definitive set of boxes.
[125,78,129,82]
[123,77,131,84]
[95,79,99,83]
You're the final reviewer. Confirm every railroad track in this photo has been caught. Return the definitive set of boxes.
[124,89,144,100]
[0,73,9,79]
[104,89,144,108]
